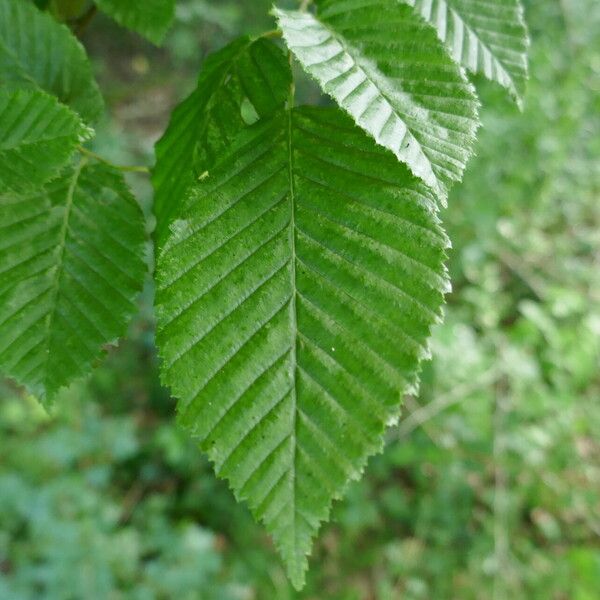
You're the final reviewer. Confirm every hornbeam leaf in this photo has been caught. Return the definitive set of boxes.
[0,0,104,123]
[275,0,480,201]
[156,107,450,587]
[95,0,175,45]
[401,0,529,105]
[153,36,291,243]
[0,89,92,193]
[0,162,146,402]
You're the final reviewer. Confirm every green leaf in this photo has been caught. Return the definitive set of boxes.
[402,0,529,105]
[152,36,291,243]
[0,0,104,123]
[275,0,480,201]
[0,88,92,193]
[0,161,146,402]
[156,106,449,588]
[95,0,175,45]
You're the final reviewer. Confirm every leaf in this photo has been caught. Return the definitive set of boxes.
[95,0,175,45]
[156,106,449,587]
[0,88,92,193]
[152,36,291,243]
[401,0,529,105]
[275,0,480,201]
[0,161,146,402]
[0,0,104,123]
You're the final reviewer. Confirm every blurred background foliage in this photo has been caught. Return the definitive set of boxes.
[1,0,599,598]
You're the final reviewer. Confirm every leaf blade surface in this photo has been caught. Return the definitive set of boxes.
[0,162,147,401]
[152,37,291,242]
[0,0,104,123]
[156,107,449,586]
[275,0,480,200]
[402,0,529,104]
[0,88,91,192]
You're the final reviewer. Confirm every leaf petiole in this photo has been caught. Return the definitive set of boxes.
[78,146,150,174]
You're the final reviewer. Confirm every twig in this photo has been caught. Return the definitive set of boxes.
[74,5,98,38]
[299,0,313,11]
[78,146,150,174]
[495,247,548,300]
[557,0,577,52]
[119,482,146,525]
[260,29,282,39]
[392,367,502,440]
[492,374,510,600]
[401,395,444,446]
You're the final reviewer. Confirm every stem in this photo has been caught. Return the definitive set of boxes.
[492,336,518,599]
[299,0,312,11]
[287,50,296,109]
[393,366,502,440]
[78,146,150,174]
[495,247,547,300]
[492,375,509,600]
[74,4,97,37]
[260,29,282,39]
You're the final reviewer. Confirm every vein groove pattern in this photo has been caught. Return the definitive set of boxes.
[402,0,529,103]
[0,0,104,123]
[156,107,449,587]
[0,163,146,401]
[0,89,90,192]
[152,38,291,243]
[275,0,480,200]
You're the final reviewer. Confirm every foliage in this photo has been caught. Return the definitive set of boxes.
[7,0,598,591]
[0,162,146,400]
[0,0,104,123]
[157,105,450,585]
[94,0,175,45]
[275,2,480,201]
[0,89,92,193]
[152,36,291,242]
[0,0,598,597]
[401,0,529,105]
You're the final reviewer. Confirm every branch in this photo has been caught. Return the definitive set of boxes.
[391,366,502,440]
[74,5,97,38]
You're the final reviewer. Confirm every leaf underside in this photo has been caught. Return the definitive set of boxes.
[402,0,529,104]
[0,0,104,123]
[156,106,449,587]
[0,88,91,193]
[95,0,176,45]
[275,0,480,201]
[152,37,291,243]
[0,162,146,402]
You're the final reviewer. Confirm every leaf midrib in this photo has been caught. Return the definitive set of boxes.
[41,158,85,393]
[285,98,302,584]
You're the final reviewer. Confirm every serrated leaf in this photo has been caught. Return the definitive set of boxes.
[152,36,291,243]
[275,0,480,201]
[156,106,449,587]
[0,161,146,402]
[0,0,104,123]
[402,0,529,105]
[0,88,92,193]
[95,0,175,45]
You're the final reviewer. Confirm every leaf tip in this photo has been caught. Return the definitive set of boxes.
[287,557,308,591]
